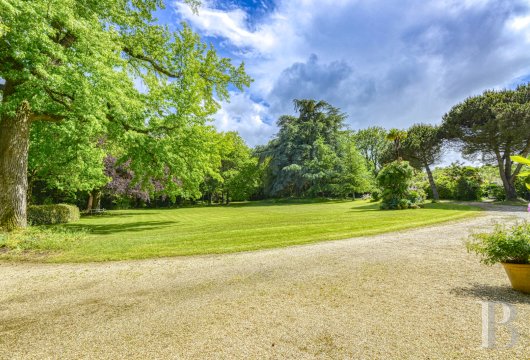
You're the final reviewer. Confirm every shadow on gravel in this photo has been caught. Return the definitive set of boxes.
[451,283,530,304]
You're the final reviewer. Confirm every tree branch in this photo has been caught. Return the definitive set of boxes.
[30,114,65,122]
[123,47,182,79]
[43,86,74,109]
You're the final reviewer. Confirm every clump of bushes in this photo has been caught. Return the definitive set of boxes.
[28,204,80,225]
[466,222,530,265]
[483,183,506,201]
[421,163,484,201]
[376,160,424,210]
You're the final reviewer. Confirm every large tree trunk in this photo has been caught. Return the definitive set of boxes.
[425,164,439,201]
[500,175,518,201]
[0,101,31,230]
[86,192,94,211]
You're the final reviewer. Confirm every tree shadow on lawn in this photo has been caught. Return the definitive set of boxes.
[346,202,482,212]
[81,211,160,218]
[451,283,530,304]
[226,199,351,208]
[66,220,176,235]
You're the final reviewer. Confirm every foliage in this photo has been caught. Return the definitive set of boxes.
[424,163,484,201]
[353,126,390,175]
[0,0,251,228]
[259,99,371,198]
[28,120,108,196]
[442,85,530,200]
[370,189,382,202]
[376,160,421,210]
[386,128,408,160]
[401,123,443,200]
[0,201,480,262]
[484,183,506,201]
[454,167,483,201]
[28,204,80,225]
[511,155,530,191]
[466,222,530,265]
[401,124,443,168]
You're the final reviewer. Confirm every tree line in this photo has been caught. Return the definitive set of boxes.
[1,1,530,229]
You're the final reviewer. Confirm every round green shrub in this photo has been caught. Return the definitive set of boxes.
[376,160,420,210]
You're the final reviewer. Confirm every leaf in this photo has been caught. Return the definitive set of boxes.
[511,155,530,166]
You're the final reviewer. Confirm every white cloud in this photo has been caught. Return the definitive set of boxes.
[212,92,275,147]
[174,0,530,154]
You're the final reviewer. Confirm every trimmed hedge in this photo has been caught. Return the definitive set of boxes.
[28,204,80,225]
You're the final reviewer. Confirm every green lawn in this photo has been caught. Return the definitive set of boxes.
[1,200,481,262]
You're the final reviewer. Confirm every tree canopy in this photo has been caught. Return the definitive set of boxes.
[401,124,443,200]
[442,85,530,200]
[259,99,370,197]
[0,0,251,229]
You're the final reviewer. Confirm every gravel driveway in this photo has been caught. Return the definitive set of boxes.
[1,205,529,359]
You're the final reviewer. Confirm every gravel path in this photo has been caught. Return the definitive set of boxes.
[1,205,530,359]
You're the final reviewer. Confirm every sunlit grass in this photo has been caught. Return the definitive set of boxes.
[0,200,481,263]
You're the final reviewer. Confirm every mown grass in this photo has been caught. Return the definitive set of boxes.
[0,200,481,263]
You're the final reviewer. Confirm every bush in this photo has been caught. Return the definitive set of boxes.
[407,189,426,204]
[483,183,506,201]
[377,160,421,210]
[454,167,482,200]
[28,204,80,225]
[370,189,382,202]
[466,222,530,265]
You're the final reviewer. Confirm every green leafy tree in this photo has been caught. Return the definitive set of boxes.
[217,132,261,204]
[336,131,372,197]
[442,85,530,201]
[27,119,108,204]
[0,0,250,230]
[353,126,390,175]
[401,124,443,201]
[511,155,530,191]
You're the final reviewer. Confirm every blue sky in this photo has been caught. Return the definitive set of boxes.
[162,0,530,149]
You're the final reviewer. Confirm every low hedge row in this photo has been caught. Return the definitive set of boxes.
[28,204,80,225]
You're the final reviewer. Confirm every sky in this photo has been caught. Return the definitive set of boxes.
[159,0,530,149]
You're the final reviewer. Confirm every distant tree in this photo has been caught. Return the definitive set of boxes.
[442,85,530,201]
[218,132,261,204]
[353,126,390,175]
[386,128,408,160]
[401,124,443,201]
[259,99,349,197]
[336,132,372,198]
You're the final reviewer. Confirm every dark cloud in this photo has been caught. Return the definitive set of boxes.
[268,54,376,119]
